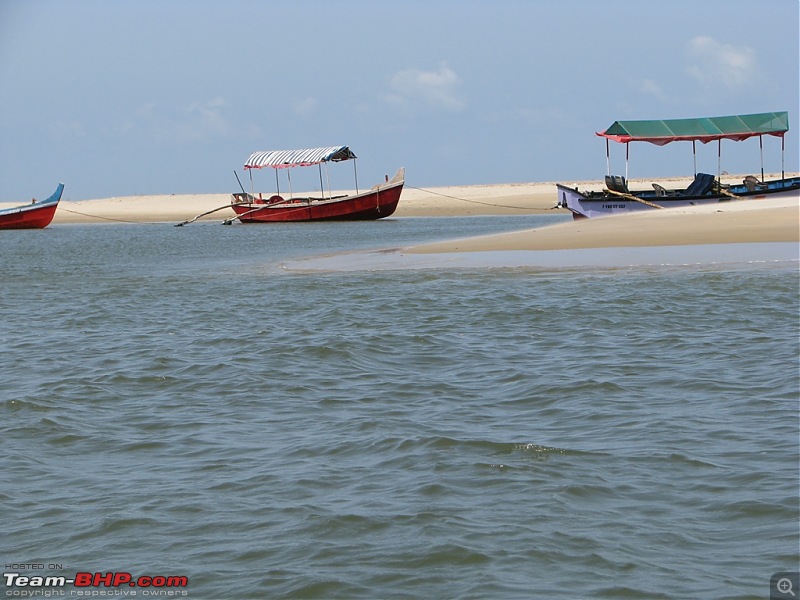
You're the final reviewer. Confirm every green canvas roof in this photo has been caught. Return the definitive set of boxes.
[597,111,789,146]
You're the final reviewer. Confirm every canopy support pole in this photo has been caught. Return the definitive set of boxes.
[249,168,255,196]
[692,141,697,176]
[782,135,785,181]
[606,139,610,176]
[324,162,331,199]
[759,135,764,182]
[717,139,721,183]
[318,163,325,199]
[625,142,629,182]
[275,168,280,195]
[353,159,359,194]
[287,169,293,199]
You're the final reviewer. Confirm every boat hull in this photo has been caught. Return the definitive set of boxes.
[0,183,64,229]
[231,169,404,223]
[556,177,800,219]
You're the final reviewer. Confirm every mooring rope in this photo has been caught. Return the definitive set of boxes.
[714,186,742,200]
[60,184,563,226]
[407,185,558,211]
[57,206,170,224]
[604,189,664,209]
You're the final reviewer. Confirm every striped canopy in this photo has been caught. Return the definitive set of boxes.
[597,111,789,146]
[245,146,356,169]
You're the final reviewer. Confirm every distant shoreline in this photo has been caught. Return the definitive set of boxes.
[3,174,797,253]
[2,172,792,220]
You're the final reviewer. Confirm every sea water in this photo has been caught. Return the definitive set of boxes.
[1,215,798,599]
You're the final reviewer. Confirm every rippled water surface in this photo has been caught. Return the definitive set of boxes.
[1,217,798,599]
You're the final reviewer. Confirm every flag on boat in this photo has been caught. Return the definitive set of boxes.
[245,146,357,169]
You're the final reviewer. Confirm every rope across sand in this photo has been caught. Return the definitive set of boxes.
[7,176,794,253]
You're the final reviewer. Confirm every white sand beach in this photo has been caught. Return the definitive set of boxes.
[4,173,796,253]
[406,194,799,253]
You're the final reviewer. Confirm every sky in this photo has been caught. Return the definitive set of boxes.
[0,0,798,202]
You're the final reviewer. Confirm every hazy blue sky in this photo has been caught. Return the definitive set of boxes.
[1,0,797,201]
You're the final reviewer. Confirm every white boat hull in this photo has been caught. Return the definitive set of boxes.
[556,177,800,219]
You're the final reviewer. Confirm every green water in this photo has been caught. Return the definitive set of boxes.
[2,217,798,599]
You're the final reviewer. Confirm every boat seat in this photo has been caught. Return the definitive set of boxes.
[605,175,629,194]
[743,175,767,191]
[684,172,715,196]
[652,183,669,196]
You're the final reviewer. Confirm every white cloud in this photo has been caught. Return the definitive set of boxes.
[121,97,230,143]
[184,97,228,138]
[639,78,669,102]
[293,96,318,117]
[685,36,756,88]
[52,119,87,138]
[385,63,464,112]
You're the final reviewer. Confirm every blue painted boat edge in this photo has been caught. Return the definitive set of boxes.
[0,183,64,217]
[42,182,65,205]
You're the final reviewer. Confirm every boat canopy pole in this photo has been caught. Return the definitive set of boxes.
[759,135,764,182]
[353,159,359,194]
[249,168,254,196]
[287,169,293,199]
[324,162,331,200]
[606,139,610,176]
[692,141,697,176]
[318,163,325,199]
[625,142,629,182]
[717,139,722,183]
[275,169,280,195]
[782,135,785,181]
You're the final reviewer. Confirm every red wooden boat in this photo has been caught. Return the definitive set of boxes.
[229,146,404,223]
[0,183,64,229]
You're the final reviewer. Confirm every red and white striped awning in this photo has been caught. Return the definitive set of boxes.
[244,146,356,169]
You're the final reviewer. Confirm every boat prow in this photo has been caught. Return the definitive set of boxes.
[0,183,64,229]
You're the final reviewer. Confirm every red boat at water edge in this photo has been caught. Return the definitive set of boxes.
[0,183,64,229]
[229,146,404,223]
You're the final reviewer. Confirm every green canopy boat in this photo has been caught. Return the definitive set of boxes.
[557,111,798,218]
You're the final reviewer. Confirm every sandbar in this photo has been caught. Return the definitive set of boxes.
[3,174,796,257]
[406,195,799,253]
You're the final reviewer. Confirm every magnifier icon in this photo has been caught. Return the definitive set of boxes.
[777,577,796,597]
